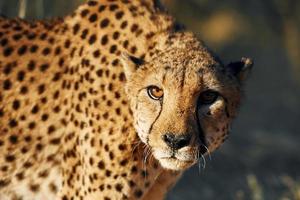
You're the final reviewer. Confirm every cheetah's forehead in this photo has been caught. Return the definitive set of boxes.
[149,32,223,72]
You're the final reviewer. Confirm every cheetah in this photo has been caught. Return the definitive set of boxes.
[0,0,253,199]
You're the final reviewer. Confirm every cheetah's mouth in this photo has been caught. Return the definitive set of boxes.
[152,146,207,170]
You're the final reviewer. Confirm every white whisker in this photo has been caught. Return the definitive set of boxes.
[200,153,206,170]
[202,145,212,161]
[197,150,201,175]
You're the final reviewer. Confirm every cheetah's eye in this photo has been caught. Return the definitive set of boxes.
[147,86,164,100]
[199,90,219,105]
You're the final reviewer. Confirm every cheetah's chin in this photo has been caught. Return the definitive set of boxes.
[153,149,197,170]
[158,157,195,171]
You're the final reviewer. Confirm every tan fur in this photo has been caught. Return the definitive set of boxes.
[0,0,252,199]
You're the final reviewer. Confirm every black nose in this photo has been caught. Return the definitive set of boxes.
[162,133,191,150]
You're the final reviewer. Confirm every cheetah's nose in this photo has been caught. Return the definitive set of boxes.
[162,133,191,150]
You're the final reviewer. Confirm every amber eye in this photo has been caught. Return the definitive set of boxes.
[199,90,219,104]
[147,86,164,100]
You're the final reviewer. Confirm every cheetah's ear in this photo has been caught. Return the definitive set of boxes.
[227,57,254,81]
[121,53,144,79]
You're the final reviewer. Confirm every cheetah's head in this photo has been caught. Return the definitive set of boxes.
[122,32,253,171]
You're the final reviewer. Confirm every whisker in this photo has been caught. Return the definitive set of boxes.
[142,145,152,182]
[202,145,212,161]
[197,150,201,175]
[200,153,206,170]
[131,140,142,160]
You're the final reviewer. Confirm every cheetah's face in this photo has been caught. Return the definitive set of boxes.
[122,35,253,171]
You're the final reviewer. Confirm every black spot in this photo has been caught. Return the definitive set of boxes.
[99,184,105,191]
[3,63,12,74]
[0,38,8,46]
[109,4,119,11]
[12,100,20,110]
[40,33,47,40]
[17,71,25,81]
[41,97,47,104]
[9,135,18,144]
[18,45,27,55]
[21,147,28,154]
[105,170,111,177]
[5,155,15,162]
[64,39,71,48]
[50,138,61,145]
[30,45,39,53]
[89,34,97,44]
[98,5,106,12]
[93,50,100,58]
[120,21,128,29]
[3,79,12,90]
[101,35,108,45]
[47,125,56,134]
[112,59,119,66]
[87,1,98,6]
[27,33,37,40]
[41,114,49,121]
[24,136,32,142]
[141,170,148,178]
[53,106,60,113]
[59,58,65,67]
[131,24,138,32]
[109,45,117,54]
[134,189,143,198]
[80,9,89,17]
[118,144,126,151]
[130,46,137,54]
[73,23,80,35]
[27,60,36,71]
[96,69,103,77]
[131,166,138,173]
[16,172,24,180]
[13,34,22,40]
[38,84,45,94]
[55,46,61,55]
[20,115,26,121]
[112,31,120,40]
[20,86,28,94]
[29,184,40,192]
[28,122,36,129]
[1,166,8,172]
[98,161,105,169]
[115,183,123,192]
[40,63,49,72]
[89,14,98,22]
[3,47,13,56]
[120,159,128,166]
[81,29,89,39]
[31,105,39,114]
[62,195,69,200]
[100,18,110,28]
[42,47,51,55]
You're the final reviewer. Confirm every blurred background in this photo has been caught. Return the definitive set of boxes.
[0,0,299,199]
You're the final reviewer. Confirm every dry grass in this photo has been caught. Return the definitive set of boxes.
[247,174,264,200]
[280,176,300,200]
[235,175,300,200]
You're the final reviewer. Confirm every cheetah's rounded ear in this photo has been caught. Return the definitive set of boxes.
[227,57,254,81]
[121,53,144,79]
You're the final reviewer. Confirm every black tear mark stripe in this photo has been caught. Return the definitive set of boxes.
[147,100,163,144]
[195,102,207,152]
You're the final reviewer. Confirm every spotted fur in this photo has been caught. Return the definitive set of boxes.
[0,0,253,199]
